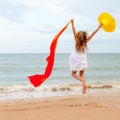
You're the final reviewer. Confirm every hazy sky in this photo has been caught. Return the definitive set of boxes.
[0,0,120,53]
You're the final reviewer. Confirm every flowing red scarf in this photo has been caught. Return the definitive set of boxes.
[28,21,70,87]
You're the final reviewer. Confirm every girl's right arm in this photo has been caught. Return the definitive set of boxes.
[70,19,77,41]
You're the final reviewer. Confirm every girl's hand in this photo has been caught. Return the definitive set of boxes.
[70,19,74,24]
[99,23,103,28]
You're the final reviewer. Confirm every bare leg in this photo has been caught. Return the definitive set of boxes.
[71,71,87,93]
[79,70,87,94]
[71,71,84,83]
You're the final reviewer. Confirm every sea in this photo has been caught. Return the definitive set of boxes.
[0,53,120,101]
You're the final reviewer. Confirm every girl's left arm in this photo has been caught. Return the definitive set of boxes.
[87,24,102,42]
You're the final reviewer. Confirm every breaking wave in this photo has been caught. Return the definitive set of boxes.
[0,81,120,100]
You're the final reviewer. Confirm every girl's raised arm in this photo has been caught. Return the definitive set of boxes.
[87,24,102,42]
[70,19,77,41]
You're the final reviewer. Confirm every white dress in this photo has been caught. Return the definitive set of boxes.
[69,50,87,71]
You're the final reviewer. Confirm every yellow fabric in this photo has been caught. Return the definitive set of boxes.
[98,12,116,32]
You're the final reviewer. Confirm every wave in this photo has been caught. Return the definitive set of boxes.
[87,81,120,89]
[0,81,120,100]
[0,82,120,93]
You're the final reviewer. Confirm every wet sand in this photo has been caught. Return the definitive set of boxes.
[0,91,120,120]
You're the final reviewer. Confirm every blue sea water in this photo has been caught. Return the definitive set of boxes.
[0,53,120,100]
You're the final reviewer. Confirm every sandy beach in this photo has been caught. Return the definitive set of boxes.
[0,91,120,120]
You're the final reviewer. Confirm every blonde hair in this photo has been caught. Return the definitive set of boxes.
[75,31,88,53]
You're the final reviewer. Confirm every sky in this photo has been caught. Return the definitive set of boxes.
[0,0,120,53]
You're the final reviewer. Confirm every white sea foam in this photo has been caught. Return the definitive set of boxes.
[0,81,120,101]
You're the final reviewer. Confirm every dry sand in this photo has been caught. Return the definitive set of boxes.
[0,91,120,120]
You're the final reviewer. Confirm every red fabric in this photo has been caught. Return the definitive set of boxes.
[28,22,70,87]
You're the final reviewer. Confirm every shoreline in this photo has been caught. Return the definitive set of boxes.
[0,81,120,101]
[0,91,120,120]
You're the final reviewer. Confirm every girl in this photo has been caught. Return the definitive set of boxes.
[69,19,102,93]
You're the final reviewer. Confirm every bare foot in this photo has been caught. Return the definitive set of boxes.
[82,85,87,94]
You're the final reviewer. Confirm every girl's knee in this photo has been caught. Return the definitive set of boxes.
[80,70,85,79]
[71,71,76,77]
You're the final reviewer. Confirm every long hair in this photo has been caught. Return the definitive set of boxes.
[75,31,88,53]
